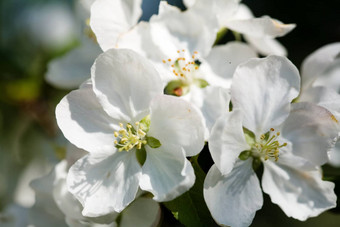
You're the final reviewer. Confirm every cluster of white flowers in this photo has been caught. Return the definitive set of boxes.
[3,0,339,227]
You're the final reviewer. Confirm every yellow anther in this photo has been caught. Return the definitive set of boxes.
[194,51,198,54]
[253,129,284,162]
[119,129,125,134]
[114,122,147,152]
[177,50,180,53]
[162,60,166,63]
[168,59,171,62]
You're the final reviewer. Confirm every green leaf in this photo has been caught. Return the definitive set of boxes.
[146,136,161,148]
[163,155,217,227]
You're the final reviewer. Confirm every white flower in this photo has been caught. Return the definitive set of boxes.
[184,0,296,56]
[56,49,205,216]
[90,0,143,52]
[204,55,338,227]
[299,43,340,166]
[46,0,102,89]
[102,2,257,135]
[46,0,143,89]
[29,155,161,227]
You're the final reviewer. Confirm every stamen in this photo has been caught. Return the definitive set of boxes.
[253,128,286,162]
[113,122,147,152]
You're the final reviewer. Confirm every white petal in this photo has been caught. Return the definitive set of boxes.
[200,41,257,88]
[46,37,102,89]
[30,165,67,225]
[329,142,340,167]
[67,152,141,216]
[226,16,295,38]
[198,86,231,133]
[276,149,317,172]
[299,86,340,120]
[282,102,340,166]
[90,0,142,51]
[244,35,288,56]
[92,49,163,122]
[209,109,250,175]
[232,55,300,136]
[262,160,336,221]
[148,95,205,157]
[183,0,196,8]
[140,147,195,202]
[149,1,218,57]
[189,0,240,28]
[52,161,91,223]
[120,197,160,227]
[204,161,263,227]
[117,22,162,58]
[301,42,340,90]
[56,84,119,154]
[313,60,340,92]
[231,3,254,20]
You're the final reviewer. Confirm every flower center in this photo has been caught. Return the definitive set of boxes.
[163,50,209,96]
[240,128,287,163]
[114,122,147,152]
[253,128,287,161]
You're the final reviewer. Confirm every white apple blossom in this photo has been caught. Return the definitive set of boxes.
[299,43,340,166]
[46,0,101,89]
[92,2,257,135]
[183,0,296,56]
[56,49,205,216]
[46,0,143,89]
[204,55,338,227]
[29,157,161,227]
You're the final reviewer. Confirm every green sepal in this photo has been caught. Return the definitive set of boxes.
[163,155,217,227]
[140,115,151,132]
[194,78,209,88]
[232,30,242,41]
[164,80,189,96]
[214,27,228,45]
[243,127,256,146]
[54,145,66,160]
[252,158,262,171]
[136,146,147,166]
[146,136,161,148]
[239,150,251,160]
